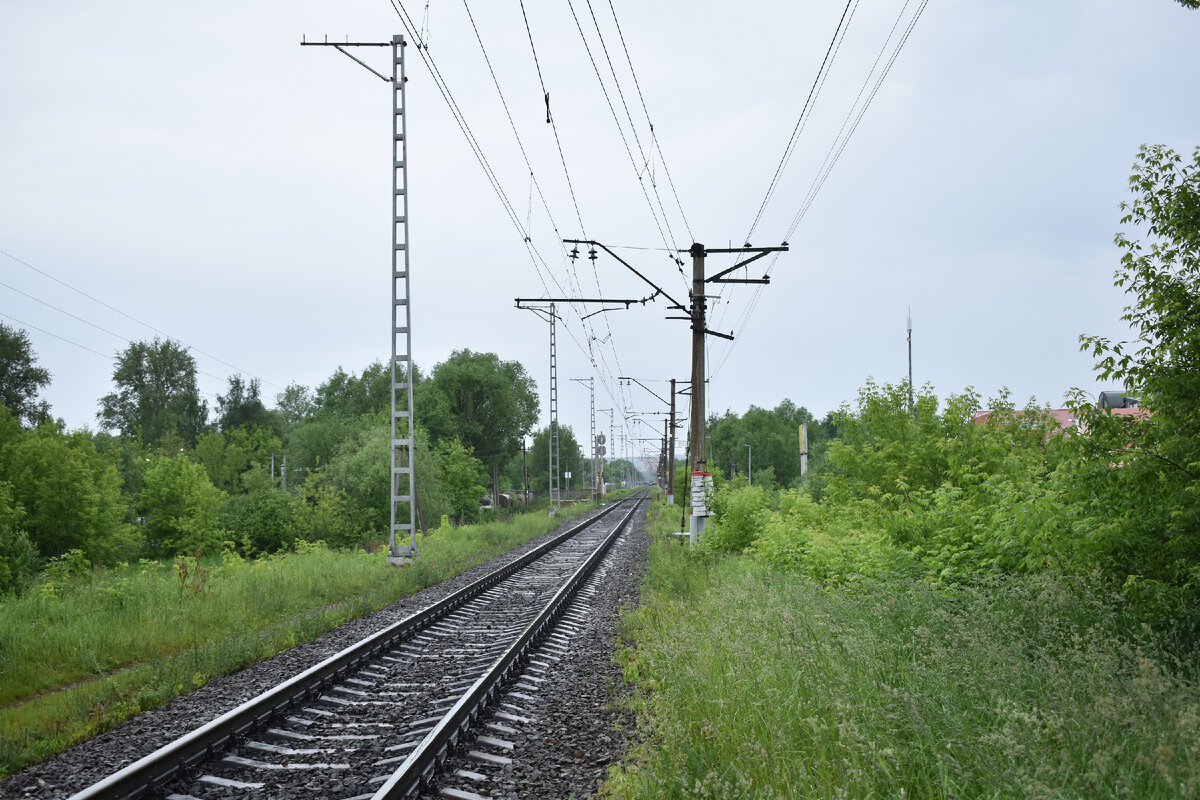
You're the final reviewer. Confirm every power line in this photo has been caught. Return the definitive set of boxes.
[710,0,858,339]
[0,311,225,408]
[460,0,587,302]
[785,0,930,242]
[581,0,680,251]
[0,311,112,360]
[519,0,551,119]
[1,248,284,391]
[0,275,238,387]
[460,0,632,401]
[744,0,859,243]
[388,0,530,243]
[515,0,589,245]
[712,0,932,379]
[445,1,631,406]
[514,0,630,375]
[0,278,130,344]
[563,0,677,255]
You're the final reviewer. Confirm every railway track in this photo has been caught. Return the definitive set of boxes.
[69,493,645,800]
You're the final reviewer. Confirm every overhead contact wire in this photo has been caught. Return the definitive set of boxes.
[605,0,693,242]
[391,1,628,402]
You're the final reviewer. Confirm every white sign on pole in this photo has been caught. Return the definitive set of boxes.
[690,472,713,517]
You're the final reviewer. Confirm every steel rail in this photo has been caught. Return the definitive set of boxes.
[70,499,632,800]
[373,494,645,798]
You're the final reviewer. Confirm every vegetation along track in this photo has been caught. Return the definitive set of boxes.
[67,493,645,800]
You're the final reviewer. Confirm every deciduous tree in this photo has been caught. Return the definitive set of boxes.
[313,362,392,421]
[274,383,314,429]
[437,439,487,520]
[0,481,37,593]
[418,350,538,474]
[217,375,275,432]
[525,424,582,497]
[0,322,51,427]
[1074,144,1200,622]
[0,426,134,562]
[98,338,207,447]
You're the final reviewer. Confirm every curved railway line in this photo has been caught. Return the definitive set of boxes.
[64,493,647,800]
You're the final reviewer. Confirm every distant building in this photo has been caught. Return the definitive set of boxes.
[1098,391,1138,410]
[970,392,1149,435]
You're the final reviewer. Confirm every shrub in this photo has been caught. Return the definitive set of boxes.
[0,483,36,594]
[139,456,227,556]
[224,489,298,555]
[703,484,770,554]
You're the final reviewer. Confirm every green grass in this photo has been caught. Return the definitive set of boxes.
[604,501,1200,799]
[0,503,593,778]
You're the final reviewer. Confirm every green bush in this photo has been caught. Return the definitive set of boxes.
[0,482,36,594]
[702,484,770,554]
[139,456,227,556]
[224,489,298,555]
[1,427,132,562]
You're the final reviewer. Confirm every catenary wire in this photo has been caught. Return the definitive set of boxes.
[458,0,629,394]
[582,0,679,250]
[460,0,589,305]
[563,0,676,256]
[604,0,693,243]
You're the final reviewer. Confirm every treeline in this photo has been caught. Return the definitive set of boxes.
[0,335,607,593]
[699,144,1200,647]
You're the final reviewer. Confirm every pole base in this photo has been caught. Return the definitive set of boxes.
[387,544,417,566]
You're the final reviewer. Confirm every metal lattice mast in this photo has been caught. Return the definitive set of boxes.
[548,303,561,516]
[589,379,598,501]
[571,378,599,503]
[390,35,417,560]
[300,35,416,561]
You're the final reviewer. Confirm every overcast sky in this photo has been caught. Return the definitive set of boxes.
[3,1,1198,467]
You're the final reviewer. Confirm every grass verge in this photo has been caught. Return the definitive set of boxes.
[0,503,594,778]
[603,501,1200,799]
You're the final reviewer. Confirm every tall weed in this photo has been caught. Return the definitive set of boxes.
[607,529,1200,799]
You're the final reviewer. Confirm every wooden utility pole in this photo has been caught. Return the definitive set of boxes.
[562,238,787,543]
[668,378,677,505]
[688,244,709,543]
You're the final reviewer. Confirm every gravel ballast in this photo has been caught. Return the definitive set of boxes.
[1,503,648,800]
[421,502,650,800]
